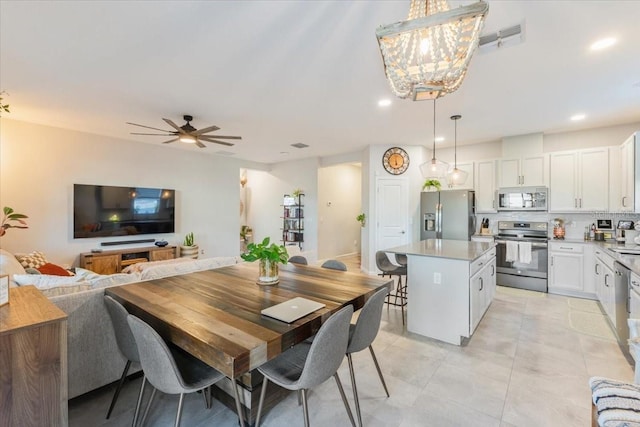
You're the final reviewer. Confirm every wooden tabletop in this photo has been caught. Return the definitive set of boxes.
[0,286,67,336]
[106,262,392,378]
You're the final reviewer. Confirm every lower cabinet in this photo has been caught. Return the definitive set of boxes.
[470,253,496,334]
[548,242,585,296]
[630,272,640,319]
[595,248,618,327]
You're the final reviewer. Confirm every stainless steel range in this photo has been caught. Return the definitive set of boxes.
[495,221,549,292]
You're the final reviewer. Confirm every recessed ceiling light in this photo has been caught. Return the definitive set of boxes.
[570,114,586,121]
[590,37,617,51]
[435,136,445,142]
[378,99,392,107]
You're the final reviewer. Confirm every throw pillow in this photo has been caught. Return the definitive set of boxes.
[15,251,48,269]
[37,263,74,276]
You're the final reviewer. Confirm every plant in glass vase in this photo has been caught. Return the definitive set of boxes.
[241,237,289,285]
[1,207,28,236]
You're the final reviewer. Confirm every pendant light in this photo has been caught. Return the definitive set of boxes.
[446,114,468,186]
[419,99,449,179]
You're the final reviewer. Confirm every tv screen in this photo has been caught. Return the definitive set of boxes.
[73,184,175,239]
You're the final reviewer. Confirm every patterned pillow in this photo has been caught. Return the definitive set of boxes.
[15,251,48,269]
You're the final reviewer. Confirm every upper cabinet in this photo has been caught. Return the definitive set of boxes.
[497,154,547,187]
[549,148,609,212]
[475,159,497,213]
[620,133,637,212]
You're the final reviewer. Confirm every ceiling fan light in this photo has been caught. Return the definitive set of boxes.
[180,135,196,144]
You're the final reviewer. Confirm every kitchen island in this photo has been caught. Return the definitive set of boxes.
[386,239,497,345]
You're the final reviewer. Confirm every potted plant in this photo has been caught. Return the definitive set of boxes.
[1,206,28,237]
[356,213,366,227]
[180,232,199,259]
[422,179,442,192]
[241,237,289,285]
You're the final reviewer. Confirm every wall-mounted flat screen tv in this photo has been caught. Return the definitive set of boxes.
[74,184,175,239]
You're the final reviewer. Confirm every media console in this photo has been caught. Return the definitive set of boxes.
[79,245,176,275]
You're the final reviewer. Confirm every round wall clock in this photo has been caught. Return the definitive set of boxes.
[382,147,410,175]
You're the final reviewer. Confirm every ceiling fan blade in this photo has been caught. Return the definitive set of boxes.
[161,138,179,144]
[200,138,235,147]
[200,135,242,140]
[130,132,176,136]
[192,125,220,136]
[195,140,206,148]
[126,122,173,133]
[162,118,183,132]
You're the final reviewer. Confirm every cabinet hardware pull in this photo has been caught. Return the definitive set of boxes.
[574,199,577,208]
[633,280,639,287]
[623,196,627,207]
[605,274,609,286]
[595,264,600,275]
[579,198,582,208]
[479,277,483,291]
[491,265,495,276]
[551,256,554,266]
[559,247,572,250]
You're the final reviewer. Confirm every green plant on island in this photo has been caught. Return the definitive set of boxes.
[1,206,28,237]
[241,237,289,264]
[356,213,366,227]
[422,179,442,191]
[292,188,304,198]
[183,232,195,246]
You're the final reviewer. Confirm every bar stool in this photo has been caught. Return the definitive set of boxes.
[321,259,347,271]
[375,251,407,324]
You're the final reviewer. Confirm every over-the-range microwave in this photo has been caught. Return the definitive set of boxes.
[496,187,548,211]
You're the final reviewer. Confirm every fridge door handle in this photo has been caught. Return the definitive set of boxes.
[436,203,442,238]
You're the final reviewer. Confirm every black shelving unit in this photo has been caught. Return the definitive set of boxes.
[281,193,304,250]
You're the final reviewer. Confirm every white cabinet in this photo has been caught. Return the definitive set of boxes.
[469,249,496,333]
[498,155,547,188]
[620,134,636,212]
[548,242,584,295]
[549,148,609,212]
[475,159,497,213]
[595,248,617,325]
[630,272,640,320]
[443,162,474,190]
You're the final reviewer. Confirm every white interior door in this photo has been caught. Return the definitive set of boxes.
[376,178,409,250]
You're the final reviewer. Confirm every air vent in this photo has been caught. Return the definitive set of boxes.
[291,143,309,149]
[479,23,524,52]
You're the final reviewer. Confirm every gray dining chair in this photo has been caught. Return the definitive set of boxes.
[288,255,308,265]
[104,295,143,422]
[346,287,391,427]
[127,314,243,427]
[321,259,347,271]
[255,305,356,427]
[375,251,407,324]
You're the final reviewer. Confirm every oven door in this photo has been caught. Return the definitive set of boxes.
[495,239,548,279]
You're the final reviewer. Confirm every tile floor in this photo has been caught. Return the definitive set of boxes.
[69,260,634,427]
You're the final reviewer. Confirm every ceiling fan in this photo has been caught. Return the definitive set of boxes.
[126,115,241,148]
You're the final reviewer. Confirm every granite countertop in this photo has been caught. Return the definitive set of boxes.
[385,239,496,262]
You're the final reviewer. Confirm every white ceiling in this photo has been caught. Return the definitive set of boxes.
[1,1,639,164]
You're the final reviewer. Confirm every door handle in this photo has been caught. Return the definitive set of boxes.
[401,230,405,234]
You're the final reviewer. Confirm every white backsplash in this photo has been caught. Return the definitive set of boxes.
[476,211,640,240]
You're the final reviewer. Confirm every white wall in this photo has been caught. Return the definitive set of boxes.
[317,164,361,260]
[0,119,248,266]
[244,158,319,261]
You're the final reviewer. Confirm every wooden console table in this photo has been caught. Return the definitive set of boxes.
[79,245,176,274]
[0,286,68,427]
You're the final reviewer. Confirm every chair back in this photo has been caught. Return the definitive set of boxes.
[288,256,308,265]
[347,287,389,354]
[375,251,394,272]
[297,305,353,389]
[395,253,408,266]
[126,315,188,394]
[104,295,140,362]
[321,260,347,271]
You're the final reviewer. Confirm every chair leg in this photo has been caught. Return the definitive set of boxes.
[201,386,210,409]
[369,345,390,398]
[139,387,157,427]
[106,360,132,419]
[174,393,185,427]
[347,354,363,427]
[298,389,302,406]
[334,373,356,427]
[132,375,147,427]
[301,389,310,427]
[232,378,246,427]
[255,377,268,427]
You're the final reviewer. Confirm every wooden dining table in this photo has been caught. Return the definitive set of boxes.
[106,261,392,423]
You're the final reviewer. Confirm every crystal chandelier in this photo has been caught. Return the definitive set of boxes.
[446,114,468,186]
[419,100,449,179]
[376,0,489,101]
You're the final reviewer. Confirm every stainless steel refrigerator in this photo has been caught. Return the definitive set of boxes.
[420,190,476,241]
